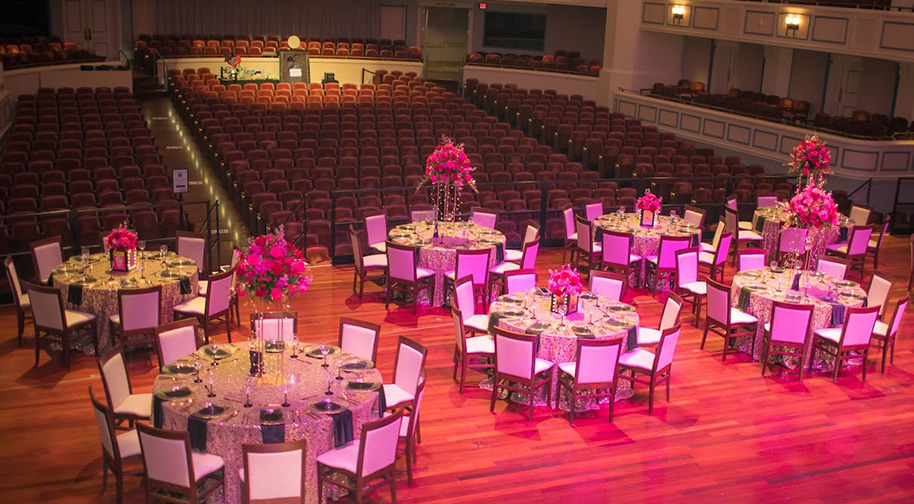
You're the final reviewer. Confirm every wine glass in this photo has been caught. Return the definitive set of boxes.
[770,260,778,272]
[208,342,220,366]
[138,240,146,255]
[319,344,331,368]
[281,375,293,407]
[616,206,625,221]
[335,359,345,381]
[81,246,90,263]
[192,361,202,383]
[137,259,145,281]
[324,372,334,397]
[242,376,254,408]
[206,368,216,398]
[289,332,299,359]
[159,244,167,259]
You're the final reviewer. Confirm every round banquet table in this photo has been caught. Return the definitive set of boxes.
[751,207,851,267]
[489,289,640,409]
[152,341,384,504]
[51,252,199,354]
[730,267,866,369]
[387,221,506,306]
[594,213,701,288]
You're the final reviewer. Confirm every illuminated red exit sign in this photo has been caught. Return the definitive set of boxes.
[478,3,487,9]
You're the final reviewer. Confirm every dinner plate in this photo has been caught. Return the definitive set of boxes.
[478,239,500,245]
[119,278,140,288]
[607,304,635,312]
[412,239,432,246]
[306,345,340,358]
[264,341,286,353]
[193,404,227,419]
[572,325,594,337]
[159,270,184,279]
[162,363,197,375]
[389,232,412,239]
[784,293,802,303]
[396,224,416,231]
[835,280,857,288]
[260,409,284,425]
[157,387,193,400]
[807,271,825,278]
[55,265,86,275]
[73,276,98,285]
[739,271,761,279]
[605,319,630,328]
[745,283,764,291]
[339,359,374,370]
[768,266,784,274]
[579,292,599,301]
[201,344,235,359]
[497,294,523,305]
[347,380,381,391]
[310,400,344,414]
[166,258,196,268]
[498,310,525,318]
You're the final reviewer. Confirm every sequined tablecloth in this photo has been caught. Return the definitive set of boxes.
[751,207,849,267]
[594,213,701,288]
[489,290,640,409]
[729,268,866,369]
[152,341,383,504]
[388,221,506,306]
[51,252,199,354]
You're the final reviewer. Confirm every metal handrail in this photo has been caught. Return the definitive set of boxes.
[116,49,133,70]
[360,68,377,85]
[890,177,914,235]
[846,177,874,205]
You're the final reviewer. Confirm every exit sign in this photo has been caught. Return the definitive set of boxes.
[478,3,487,9]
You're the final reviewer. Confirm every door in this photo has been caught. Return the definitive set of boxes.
[380,6,406,42]
[60,0,118,58]
[424,7,468,81]
[826,55,862,116]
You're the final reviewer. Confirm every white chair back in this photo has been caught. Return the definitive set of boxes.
[847,226,874,256]
[520,238,540,269]
[660,294,683,331]
[709,220,724,249]
[522,222,540,244]
[245,446,305,500]
[757,196,778,207]
[706,280,730,325]
[601,231,632,267]
[867,273,894,317]
[339,319,379,362]
[585,202,603,222]
[349,227,366,272]
[657,236,691,269]
[91,391,117,459]
[714,232,734,266]
[884,297,909,339]
[393,338,426,398]
[33,240,62,283]
[738,251,766,272]
[727,196,738,211]
[252,315,296,341]
[816,258,848,280]
[575,217,594,253]
[120,288,162,332]
[495,331,534,379]
[849,204,871,226]
[675,248,700,287]
[176,233,206,275]
[769,302,814,345]
[454,276,477,318]
[563,205,575,239]
[452,308,466,355]
[5,258,26,306]
[387,244,417,282]
[779,227,808,254]
[504,270,537,294]
[138,430,191,487]
[364,212,388,247]
[27,284,65,331]
[683,207,704,228]
[206,270,234,316]
[575,339,622,385]
[359,414,403,477]
[455,249,490,285]
[656,324,682,370]
[590,273,624,301]
[471,208,497,229]
[410,208,436,222]
[101,350,131,409]
[157,322,199,367]
[841,308,879,347]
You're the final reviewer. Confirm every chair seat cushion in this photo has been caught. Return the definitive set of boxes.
[628,253,642,264]
[114,392,153,418]
[174,296,206,316]
[637,327,661,345]
[116,429,142,458]
[198,280,209,296]
[466,335,495,354]
[699,242,716,254]
[65,309,96,328]
[557,361,576,377]
[867,239,878,249]
[504,249,523,262]
[108,313,120,325]
[730,308,758,325]
[490,262,520,275]
[567,232,578,242]
[739,230,763,241]
[192,451,225,482]
[534,357,554,375]
[21,292,31,309]
[645,255,658,264]
[316,440,360,473]
[698,252,716,265]
[814,327,842,343]
[369,242,387,254]
[465,314,490,334]
[873,321,889,337]
[590,243,602,254]
[619,348,656,370]
[416,267,435,280]
[826,243,848,254]
[363,254,388,269]
[681,281,707,296]
[382,384,414,409]
[738,221,753,230]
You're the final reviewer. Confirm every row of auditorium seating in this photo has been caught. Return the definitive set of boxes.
[739,0,896,9]
[0,88,189,261]
[650,80,912,139]
[465,51,601,76]
[135,35,420,60]
[0,39,103,69]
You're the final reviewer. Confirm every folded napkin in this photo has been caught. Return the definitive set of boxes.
[376,387,387,419]
[737,287,752,312]
[690,234,700,247]
[791,273,801,291]
[754,215,766,232]
[331,409,354,448]
[67,284,83,305]
[495,243,505,264]
[261,417,285,444]
[249,350,263,376]
[829,301,846,327]
[839,226,849,242]
[179,276,192,295]
[525,322,548,352]
[152,395,165,428]
[487,311,518,335]
[594,227,603,242]
[187,415,209,451]
[625,325,638,352]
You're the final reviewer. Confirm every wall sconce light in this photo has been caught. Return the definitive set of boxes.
[671,5,686,24]
[785,14,801,36]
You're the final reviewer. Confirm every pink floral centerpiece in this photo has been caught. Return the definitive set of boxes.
[548,265,583,315]
[417,136,478,225]
[780,184,840,230]
[106,225,138,271]
[636,189,662,227]
[236,226,312,302]
[788,133,831,184]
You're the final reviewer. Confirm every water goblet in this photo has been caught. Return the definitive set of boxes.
[289,332,299,358]
[208,342,220,366]
[319,344,331,368]
[137,260,145,281]
[242,377,254,408]
[192,361,203,383]
[159,244,167,259]
[81,246,90,263]
[324,372,334,396]
[335,359,345,381]
[281,382,292,408]
[206,368,216,398]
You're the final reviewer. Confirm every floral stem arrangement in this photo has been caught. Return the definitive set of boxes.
[236,226,312,302]
[416,136,478,225]
[548,265,583,316]
[788,133,831,186]
[636,189,662,227]
[106,225,138,271]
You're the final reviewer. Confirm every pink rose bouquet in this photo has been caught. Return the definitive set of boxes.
[106,226,138,252]
[547,265,584,297]
[780,184,839,229]
[789,134,831,179]
[418,136,478,191]
[236,226,312,301]
[636,190,662,213]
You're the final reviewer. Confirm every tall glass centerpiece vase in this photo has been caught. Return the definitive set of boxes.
[417,136,478,241]
[236,226,312,383]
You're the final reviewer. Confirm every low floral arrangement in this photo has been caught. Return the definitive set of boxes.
[789,134,831,181]
[548,265,584,297]
[418,136,478,191]
[107,225,138,252]
[237,226,312,301]
[780,184,839,229]
[636,190,662,213]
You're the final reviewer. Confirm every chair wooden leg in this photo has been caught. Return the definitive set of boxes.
[226,316,232,343]
[16,310,24,346]
[648,376,655,414]
[406,438,414,486]
[862,350,868,381]
[700,322,709,350]
[34,327,40,365]
[528,379,535,421]
[760,337,769,376]
[385,279,392,309]
[665,373,671,402]
[389,470,398,503]
[881,343,888,373]
[722,330,729,362]
[833,352,841,382]
[317,468,324,504]
[101,453,108,492]
[799,347,807,381]
[358,273,365,299]
[459,356,468,394]
[352,269,357,294]
[115,468,123,504]
[489,378,498,413]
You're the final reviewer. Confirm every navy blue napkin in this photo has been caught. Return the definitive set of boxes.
[690,234,700,247]
[68,284,83,305]
[495,243,505,264]
[525,322,547,352]
[839,226,849,242]
[249,350,263,376]
[179,276,192,295]
[331,409,354,447]
[187,415,208,451]
[626,325,638,352]
[792,273,801,291]
[754,216,766,232]
[376,387,387,419]
[737,288,752,312]
[830,302,846,327]
[594,226,603,242]
[261,422,285,444]
[153,395,164,428]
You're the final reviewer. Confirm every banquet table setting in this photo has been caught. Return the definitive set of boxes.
[730,266,867,368]
[594,211,702,286]
[50,250,200,353]
[152,340,384,504]
[488,289,641,408]
[751,206,851,265]
[387,220,507,306]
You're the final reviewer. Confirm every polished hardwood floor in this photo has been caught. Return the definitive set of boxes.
[1,240,912,503]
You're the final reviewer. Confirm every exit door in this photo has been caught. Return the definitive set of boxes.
[424,7,468,81]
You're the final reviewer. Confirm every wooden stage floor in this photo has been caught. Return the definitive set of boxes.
[1,239,912,503]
